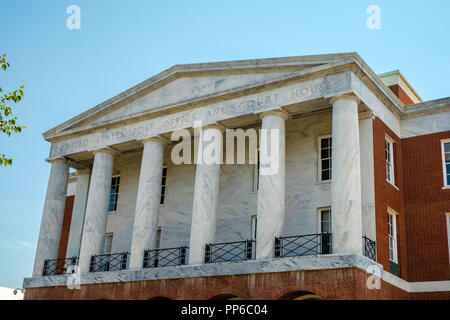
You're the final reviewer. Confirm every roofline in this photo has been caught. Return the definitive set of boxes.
[378,69,423,102]
[43,52,409,140]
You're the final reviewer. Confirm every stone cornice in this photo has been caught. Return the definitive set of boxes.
[42,52,416,143]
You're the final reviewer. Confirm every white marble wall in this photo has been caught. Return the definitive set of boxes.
[401,111,450,138]
[92,112,355,259]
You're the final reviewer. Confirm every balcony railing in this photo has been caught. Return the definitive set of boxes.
[274,233,332,258]
[363,236,376,261]
[143,246,189,268]
[43,257,78,276]
[205,239,255,263]
[89,252,129,272]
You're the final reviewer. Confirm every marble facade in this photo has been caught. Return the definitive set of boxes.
[26,53,450,291]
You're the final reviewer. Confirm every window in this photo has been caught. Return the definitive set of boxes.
[318,208,332,254]
[319,208,331,234]
[318,136,332,181]
[103,233,113,255]
[251,215,257,240]
[442,140,450,187]
[108,176,120,212]
[388,210,398,263]
[156,227,162,249]
[446,213,450,266]
[252,150,260,192]
[385,135,395,185]
[160,167,167,205]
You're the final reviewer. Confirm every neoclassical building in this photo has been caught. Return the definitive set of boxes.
[23,53,450,299]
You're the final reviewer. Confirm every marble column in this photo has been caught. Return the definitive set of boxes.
[66,168,91,258]
[255,110,288,260]
[331,95,363,255]
[188,125,223,264]
[32,158,69,277]
[78,149,115,272]
[129,137,167,269]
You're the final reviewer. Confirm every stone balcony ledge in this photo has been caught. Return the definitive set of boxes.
[23,253,380,289]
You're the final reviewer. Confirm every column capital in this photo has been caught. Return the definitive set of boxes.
[139,136,169,146]
[92,148,118,157]
[45,157,68,164]
[258,109,290,120]
[330,94,361,105]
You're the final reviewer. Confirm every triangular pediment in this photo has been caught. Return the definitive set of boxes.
[44,53,363,140]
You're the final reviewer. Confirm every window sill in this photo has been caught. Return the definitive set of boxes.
[107,211,117,215]
[443,186,450,190]
[386,180,399,191]
[316,180,331,185]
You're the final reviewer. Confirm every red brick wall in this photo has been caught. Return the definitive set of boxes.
[374,116,450,282]
[388,84,415,106]
[24,268,414,300]
[373,118,407,278]
[57,195,75,260]
[401,131,450,281]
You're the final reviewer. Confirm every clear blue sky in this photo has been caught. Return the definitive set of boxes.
[0,0,449,289]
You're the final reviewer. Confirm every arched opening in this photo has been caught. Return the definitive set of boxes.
[209,294,242,300]
[278,291,322,300]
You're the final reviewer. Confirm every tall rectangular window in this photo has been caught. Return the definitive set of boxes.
[388,211,398,263]
[108,176,120,212]
[442,140,450,187]
[318,208,332,254]
[160,167,167,205]
[103,233,113,255]
[385,136,395,185]
[446,213,450,266]
[319,208,332,234]
[251,215,257,240]
[156,227,162,249]
[252,150,260,192]
[319,136,332,182]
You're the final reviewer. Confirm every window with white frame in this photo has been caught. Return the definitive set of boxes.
[318,208,332,254]
[442,140,450,187]
[252,149,260,192]
[108,176,120,212]
[446,213,450,266]
[160,167,167,205]
[251,215,257,240]
[388,209,398,263]
[319,208,332,234]
[102,233,113,255]
[318,136,332,182]
[385,135,395,185]
[156,227,162,249]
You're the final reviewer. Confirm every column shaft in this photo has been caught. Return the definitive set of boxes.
[188,126,223,264]
[255,111,287,259]
[32,159,69,276]
[130,138,166,269]
[66,169,90,258]
[331,95,363,254]
[78,150,115,272]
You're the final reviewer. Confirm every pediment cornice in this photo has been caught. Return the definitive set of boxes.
[43,53,406,142]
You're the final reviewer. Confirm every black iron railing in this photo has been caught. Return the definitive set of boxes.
[363,236,376,261]
[89,252,129,272]
[143,246,189,268]
[43,257,78,276]
[205,240,255,263]
[274,233,332,258]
